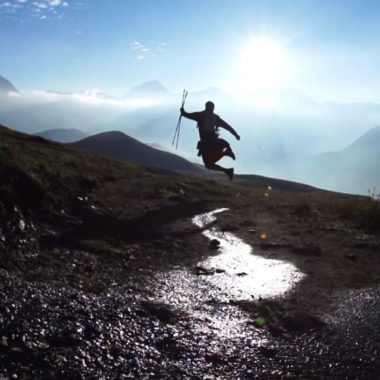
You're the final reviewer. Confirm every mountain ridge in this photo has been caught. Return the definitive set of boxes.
[347,125,380,150]
[125,80,171,98]
[0,75,18,94]
[302,125,380,194]
[69,130,201,172]
[35,128,89,143]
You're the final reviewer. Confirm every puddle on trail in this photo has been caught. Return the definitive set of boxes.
[151,208,306,338]
[192,208,306,300]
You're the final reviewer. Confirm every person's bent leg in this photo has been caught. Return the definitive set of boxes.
[203,155,234,180]
[209,163,234,180]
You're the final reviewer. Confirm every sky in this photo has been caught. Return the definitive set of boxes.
[2,0,380,102]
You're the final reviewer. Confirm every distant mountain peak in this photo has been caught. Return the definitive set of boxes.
[0,75,18,94]
[126,80,171,98]
[69,130,200,172]
[348,125,380,149]
[35,128,88,143]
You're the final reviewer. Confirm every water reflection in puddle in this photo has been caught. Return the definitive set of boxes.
[192,208,306,300]
[152,208,305,338]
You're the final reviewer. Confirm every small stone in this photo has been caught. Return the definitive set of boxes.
[19,219,26,231]
[209,239,220,250]
[36,342,50,350]
[194,266,215,276]
[140,301,178,324]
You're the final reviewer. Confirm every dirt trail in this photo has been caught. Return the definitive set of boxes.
[1,193,379,378]
[136,207,380,378]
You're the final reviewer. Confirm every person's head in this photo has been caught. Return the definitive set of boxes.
[205,101,215,112]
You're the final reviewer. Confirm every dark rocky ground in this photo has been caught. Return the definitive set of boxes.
[0,179,379,379]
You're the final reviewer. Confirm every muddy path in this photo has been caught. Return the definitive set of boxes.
[143,207,380,378]
[0,199,379,378]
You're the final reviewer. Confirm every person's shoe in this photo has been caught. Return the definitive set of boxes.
[224,147,236,160]
[226,168,234,180]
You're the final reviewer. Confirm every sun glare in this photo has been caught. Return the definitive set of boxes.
[231,38,289,102]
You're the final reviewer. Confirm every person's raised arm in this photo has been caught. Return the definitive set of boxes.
[180,108,202,122]
[217,117,240,140]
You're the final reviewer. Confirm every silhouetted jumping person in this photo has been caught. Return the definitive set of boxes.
[181,101,240,180]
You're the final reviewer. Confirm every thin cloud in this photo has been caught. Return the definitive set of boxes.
[131,41,149,53]
[0,0,80,20]
[48,0,61,6]
[33,2,48,9]
[130,41,166,61]
[1,89,165,109]
[0,2,22,10]
[131,41,150,61]
[0,90,165,136]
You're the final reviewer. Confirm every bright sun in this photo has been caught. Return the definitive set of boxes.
[232,38,288,100]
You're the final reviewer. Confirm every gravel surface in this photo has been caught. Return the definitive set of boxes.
[0,272,379,379]
[0,207,379,379]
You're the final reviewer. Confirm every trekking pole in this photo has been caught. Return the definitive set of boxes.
[172,89,188,149]
[172,89,187,148]
[171,91,184,147]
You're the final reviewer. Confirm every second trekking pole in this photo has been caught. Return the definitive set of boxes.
[172,89,188,149]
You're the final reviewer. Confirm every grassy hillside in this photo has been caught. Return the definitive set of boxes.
[0,125,146,213]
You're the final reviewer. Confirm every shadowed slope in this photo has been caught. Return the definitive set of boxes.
[309,125,380,194]
[0,124,147,214]
[69,131,201,172]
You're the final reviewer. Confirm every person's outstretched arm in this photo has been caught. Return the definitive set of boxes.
[217,117,240,140]
[180,108,202,122]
